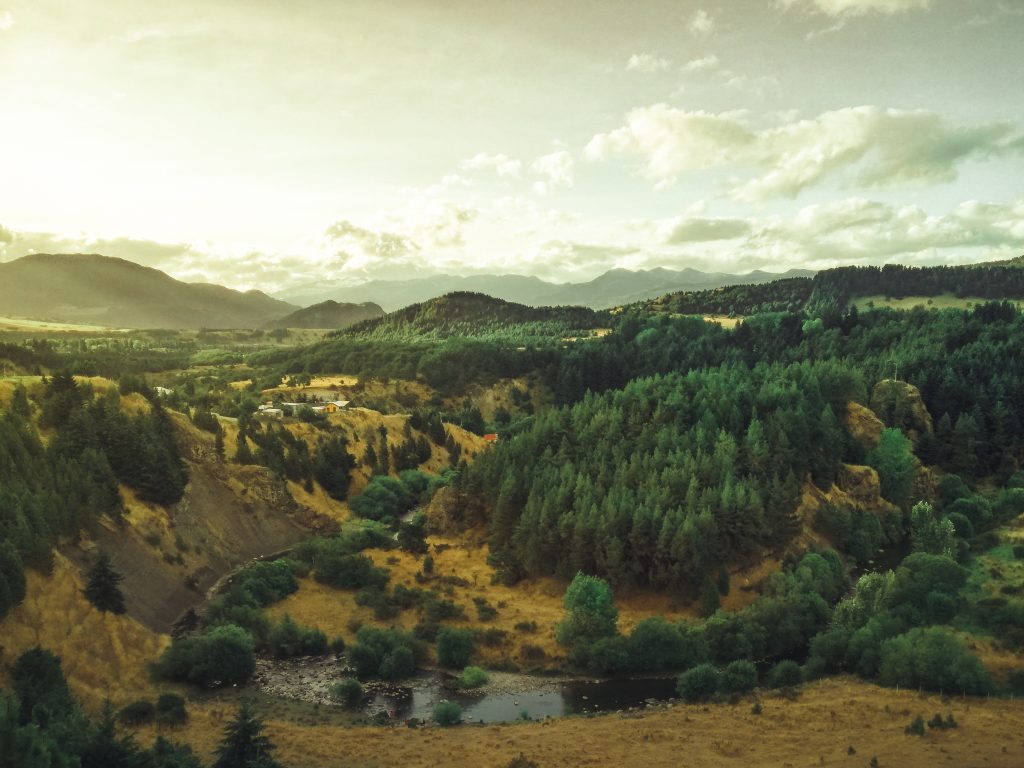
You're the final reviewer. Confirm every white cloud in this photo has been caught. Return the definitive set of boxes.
[627,53,671,73]
[460,152,522,179]
[0,10,13,31]
[750,197,1024,266]
[778,0,930,17]
[585,104,1024,201]
[680,54,720,74]
[688,9,716,36]
[530,150,575,196]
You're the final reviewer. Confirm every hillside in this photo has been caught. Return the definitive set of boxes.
[339,291,609,340]
[0,253,297,329]
[263,299,384,330]
[276,267,815,311]
[641,261,1024,317]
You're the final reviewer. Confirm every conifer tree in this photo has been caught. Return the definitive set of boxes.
[83,553,126,614]
[213,701,281,768]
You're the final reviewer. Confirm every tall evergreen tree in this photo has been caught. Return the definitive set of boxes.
[213,701,281,768]
[83,553,126,614]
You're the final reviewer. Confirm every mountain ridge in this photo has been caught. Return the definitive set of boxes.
[0,253,298,329]
[275,267,817,311]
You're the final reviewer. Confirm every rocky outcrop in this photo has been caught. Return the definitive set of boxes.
[870,379,934,445]
[845,401,885,451]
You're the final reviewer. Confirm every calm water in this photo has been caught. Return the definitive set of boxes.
[366,675,678,724]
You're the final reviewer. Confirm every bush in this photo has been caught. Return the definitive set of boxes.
[437,627,475,668]
[766,660,803,689]
[118,698,155,725]
[155,693,188,725]
[905,714,925,736]
[315,553,389,590]
[348,626,421,680]
[927,712,957,730]
[879,627,992,695]
[330,678,363,707]
[458,666,489,689]
[719,660,758,695]
[266,614,327,658]
[433,700,462,726]
[154,624,256,687]
[677,664,719,702]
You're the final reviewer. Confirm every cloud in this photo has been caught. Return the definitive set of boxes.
[460,152,522,179]
[680,55,720,74]
[325,220,420,261]
[530,150,574,196]
[688,9,716,36]
[778,0,930,16]
[0,11,13,32]
[750,197,1024,266]
[667,217,752,243]
[585,104,1024,200]
[0,229,196,269]
[626,53,671,73]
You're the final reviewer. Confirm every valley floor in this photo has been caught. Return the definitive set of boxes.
[157,677,1024,768]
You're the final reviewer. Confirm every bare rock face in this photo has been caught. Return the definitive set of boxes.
[870,379,934,444]
[836,464,893,510]
[845,401,885,451]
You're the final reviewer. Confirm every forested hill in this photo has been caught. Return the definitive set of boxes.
[337,292,610,341]
[0,253,297,329]
[264,299,385,330]
[641,261,1024,317]
[251,292,611,395]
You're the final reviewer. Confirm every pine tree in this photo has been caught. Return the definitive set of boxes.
[213,701,281,768]
[235,432,255,465]
[83,553,126,614]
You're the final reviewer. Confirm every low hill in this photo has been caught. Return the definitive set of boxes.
[264,299,384,330]
[276,267,815,311]
[339,291,609,340]
[0,253,297,329]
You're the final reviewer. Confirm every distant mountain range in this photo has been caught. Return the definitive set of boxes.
[0,253,297,329]
[275,267,817,311]
[264,299,385,330]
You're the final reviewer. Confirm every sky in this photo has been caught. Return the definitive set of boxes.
[1,0,1023,293]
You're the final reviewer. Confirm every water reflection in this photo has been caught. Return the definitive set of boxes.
[365,675,676,724]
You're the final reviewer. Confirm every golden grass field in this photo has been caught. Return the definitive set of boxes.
[160,677,1024,768]
[853,294,1024,312]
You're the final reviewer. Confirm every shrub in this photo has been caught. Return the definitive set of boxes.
[266,614,327,658]
[118,698,155,725]
[677,664,719,702]
[330,678,363,707]
[904,715,925,736]
[437,627,475,668]
[766,660,803,689]
[348,626,421,680]
[155,624,256,687]
[879,627,992,695]
[155,693,188,725]
[433,700,461,726]
[927,712,957,730]
[514,621,538,633]
[458,666,489,689]
[478,628,509,647]
[719,660,758,695]
[314,553,389,590]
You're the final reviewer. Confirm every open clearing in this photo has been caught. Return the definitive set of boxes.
[853,294,1024,312]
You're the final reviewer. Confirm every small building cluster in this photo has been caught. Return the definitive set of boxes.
[255,400,350,418]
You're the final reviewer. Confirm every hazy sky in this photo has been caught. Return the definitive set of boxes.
[1,0,1023,291]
